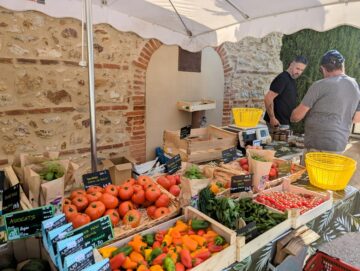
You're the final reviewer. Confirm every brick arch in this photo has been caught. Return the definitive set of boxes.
[215,44,233,126]
[129,39,163,163]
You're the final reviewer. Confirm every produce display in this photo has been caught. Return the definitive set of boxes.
[199,187,287,236]
[39,161,65,181]
[255,192,325,214]
[98,219,229,271]
[156,175,181,197]
[183,165,204,179]
[62,175,176,229]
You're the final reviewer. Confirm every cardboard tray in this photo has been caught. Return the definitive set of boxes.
[100,206,237,271]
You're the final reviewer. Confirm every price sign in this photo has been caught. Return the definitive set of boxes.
[4,205,54,240]
[57,233,85,271]
[82,170,112,190]
[83,259,110,271]
[2,184,20,214]
[65,216,114,248]
[64,246,95,271]
[180,125,192,139]
[236,221,259,242]
[166,154,181,175]
[222,147,237,163]
[230,174,253,193]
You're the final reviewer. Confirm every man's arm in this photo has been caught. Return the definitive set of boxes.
[290,103,310,122]
[353,111,360,123]
[264,90,279,126]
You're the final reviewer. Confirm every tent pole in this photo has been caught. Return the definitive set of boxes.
[85,0,98,172]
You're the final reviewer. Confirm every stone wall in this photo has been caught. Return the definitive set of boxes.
[0,6,162,172]
[215,33,284,125]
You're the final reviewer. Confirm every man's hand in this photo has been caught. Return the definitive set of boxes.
[270,117,280,127]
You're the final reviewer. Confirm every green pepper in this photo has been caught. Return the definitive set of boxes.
[143,233,155,246]
[164,256,175,271]
[214,236,225,246]
[191,219,210,230]
[149,247,162,263]
[111,245,133,257]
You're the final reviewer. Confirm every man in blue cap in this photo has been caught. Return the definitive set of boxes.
[291,50,360,158]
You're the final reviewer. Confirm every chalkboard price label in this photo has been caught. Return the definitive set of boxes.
[2,184,20,214]
[180,125,192,139]
[222,147,237,163]
[82,170,112,189]
[4,205,54,240]
[166,154,182,175]
[236,221,259,242]
[66,216,114,248]
[230,174,253,193]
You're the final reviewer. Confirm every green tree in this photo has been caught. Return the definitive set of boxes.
[281,26,360,133]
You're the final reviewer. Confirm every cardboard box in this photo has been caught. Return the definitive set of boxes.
[101,156,134,185]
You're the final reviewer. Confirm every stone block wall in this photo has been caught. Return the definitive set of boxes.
[215,33,283,125]
[0,6,163,172]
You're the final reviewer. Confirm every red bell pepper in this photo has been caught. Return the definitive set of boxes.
[152,253,167,265]
[192,257,204,267]
[175,262,185,271]
[110,253,126,270]
[180,249,192,268]
[207,241,223,253]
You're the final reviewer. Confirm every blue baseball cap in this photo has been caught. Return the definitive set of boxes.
[320,50,345,65]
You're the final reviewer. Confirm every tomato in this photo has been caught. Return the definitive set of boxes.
[118,184,134,201]
[123,210,141,228]
[145,187,161,202]
[104,184,118,197]
[241,164,249,171]
[85,201,106,221]
[70,213,91,228]
[137,175,153,188]
[87,186,104,194]
[100,193,119,209]
[86,191,103,203]
[142,200,153,208]
[174,175,181,185]
[118,201,135,218]
[132,189,145,205]
[104,209,120,227]
[72,195,89,212]
[155,194,170,208]
[271,162,278,169]
[239,158,248,166]
[70,189,86,199]
[124,178,136,186]
[169,185,181,197]
[144,182,156,190]
[153,207,170,219]
[146,206,157,219]
[63,198,72,206]
[132,184,143,192]
[63,204,78,222]
[269,168,277,178]
[156,176,171,190]
[166,175,176,187]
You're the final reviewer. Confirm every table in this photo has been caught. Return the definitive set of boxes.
[269,141,303,162]
[224,176,360,271]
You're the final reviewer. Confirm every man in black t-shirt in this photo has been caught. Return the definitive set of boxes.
[264,56,308,129]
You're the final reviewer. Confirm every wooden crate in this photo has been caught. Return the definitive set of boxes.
[253,180,333,229]
[236,212,292,262]
[100,206,237,271]
[164,125,238,163]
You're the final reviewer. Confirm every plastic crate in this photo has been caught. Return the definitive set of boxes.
[304,251,360,271]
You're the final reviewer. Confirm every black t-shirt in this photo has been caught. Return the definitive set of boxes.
[264,71,297,125]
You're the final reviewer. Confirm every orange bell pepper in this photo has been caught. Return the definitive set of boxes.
[173,220,188,232]
[137,264,149,271]
[122,256,138,269]
[130,251,145,265]
[129,235,147,253]
[189,235,206,247]
[181,235,198,252]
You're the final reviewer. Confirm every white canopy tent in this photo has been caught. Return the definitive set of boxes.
[1,0,360,52]
[1,0,359,170]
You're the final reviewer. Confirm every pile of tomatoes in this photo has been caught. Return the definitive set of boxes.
[255,191,325,214]
[62,175,174,229]
[156,175,181,197]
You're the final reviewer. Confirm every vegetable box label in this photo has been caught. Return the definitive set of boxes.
[65,216,114,249]
[2,183,20,214]
[41,214,66,251]
[222,147,237,163]
[57,233,85,270]
[4,205,54,240]
[166,154,182,175]
[83,259,110,271]
[82,170,112,189]
[180,125,192,139]
[64,246,95,271]
[230,174,253,193]
[236,221,259,242]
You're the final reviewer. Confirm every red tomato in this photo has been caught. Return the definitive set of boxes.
[85,201,106,221]
[241,164,249,171]
[132,189,145,205]
[118,201,135,218]
[118,184,134,201]
[132,184,143,192]
[169,185,181,197]
[70,213,91,228]
[100,193,119,209]
[104,209,120,227]
[145,187,161,202]
[166,175,176,187]
[70,189,86,199]
[72,195,89,212]
[104,184,118,197]
[157,176,171,190]
[146,206,157,219]
[153,207,170,219]
[86,186,104,194]
[86,191,103,203]
[155,194,170,208]
[123,210,141,228]
[124,178,136,186]
[63,204,78,222]
[239,158,248,166]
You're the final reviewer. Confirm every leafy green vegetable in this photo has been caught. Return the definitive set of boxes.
[39,161,65,181]
[251,155,270,162]
[184,165,204,179]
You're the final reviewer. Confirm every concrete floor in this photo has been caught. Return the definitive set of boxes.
[344,139,360,189]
